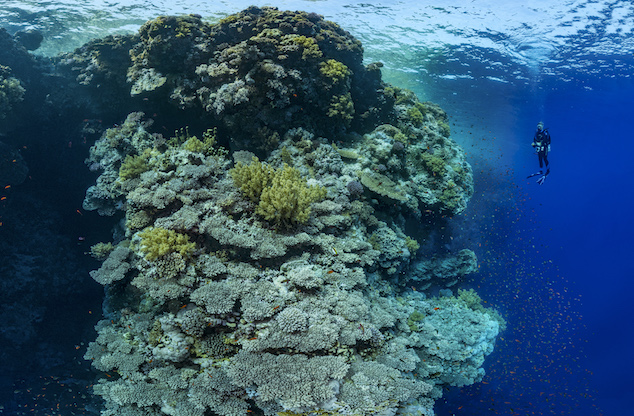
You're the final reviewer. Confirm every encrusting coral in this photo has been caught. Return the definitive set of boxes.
[80,7,503,416]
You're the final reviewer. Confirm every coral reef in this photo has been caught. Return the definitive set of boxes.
[56,7,390,154]
[80,7,501,416]
[256,164,326,227]
[84,112,500,415]
[409,249,479,289]
[137,227,196,261]
[0,65,25,119]
[335,94,474,216]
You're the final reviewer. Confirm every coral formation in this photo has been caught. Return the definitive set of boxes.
[137,227,196,261]
[231,158,327,227]
[320,59,351,83]
[80,7,501,416]
[256,164,327,227]
[57,7,389,153]
[0,65,25,119]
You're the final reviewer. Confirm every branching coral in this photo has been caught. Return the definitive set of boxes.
[327,93,355,125]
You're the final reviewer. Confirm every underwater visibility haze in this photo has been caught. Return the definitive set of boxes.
[1,1,633,415]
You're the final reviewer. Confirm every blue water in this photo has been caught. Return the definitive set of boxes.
[1,1,633,415]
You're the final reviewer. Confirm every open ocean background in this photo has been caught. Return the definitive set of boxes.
[1,0,633,415]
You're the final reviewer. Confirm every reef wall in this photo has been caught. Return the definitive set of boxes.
[78,7,504,416]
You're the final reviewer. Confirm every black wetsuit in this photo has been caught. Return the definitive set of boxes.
[532,129,551,169]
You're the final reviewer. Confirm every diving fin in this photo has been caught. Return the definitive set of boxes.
[526,171,542,179]
[536,168,550,185]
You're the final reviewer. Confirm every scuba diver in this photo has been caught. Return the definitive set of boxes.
[527,121,551,185]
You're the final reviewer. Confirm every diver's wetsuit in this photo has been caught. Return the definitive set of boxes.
[532,128,551,169]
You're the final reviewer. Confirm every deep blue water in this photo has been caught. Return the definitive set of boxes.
[1,1,633,415]
[522,77,634,416]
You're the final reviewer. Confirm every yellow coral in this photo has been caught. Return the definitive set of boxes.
[137,227,195,261]
[327,93,354,125]
[405,236,419,256]
[182,128,220,154]
[292,35,323,60]
[229,157,275,202]
[230,158,326,227]
[257,164,326,226]
[182,136,205,152]
[420,152,446,176]
[90,242,114,260]
[319,59,350,83]
[119,150,151,181]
